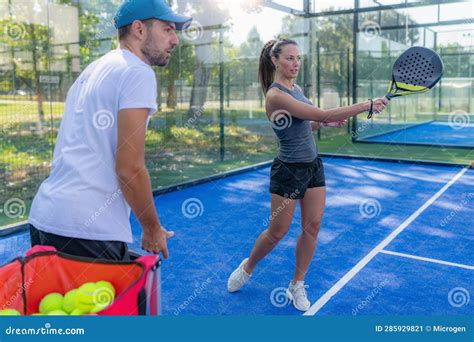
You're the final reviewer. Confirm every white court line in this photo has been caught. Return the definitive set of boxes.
[380,249,474,270]
[304,166,469,316]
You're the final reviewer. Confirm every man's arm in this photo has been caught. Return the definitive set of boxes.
[115,108,174,258]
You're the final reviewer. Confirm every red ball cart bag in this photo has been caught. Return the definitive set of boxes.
[0,245,162,316]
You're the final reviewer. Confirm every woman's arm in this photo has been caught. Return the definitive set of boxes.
[311,121,321,131]
[311,120,347,131]
[266,88,387,123]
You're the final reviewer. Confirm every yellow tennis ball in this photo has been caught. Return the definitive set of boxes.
[39,293,64,314]
[47,310,68,316]
[89,305,105,314]
[62,289,78,314]
[69,308,84,316]
[75,282,97,314]
[94,281,115,307]
[0,309,21,316]
[95,281,115,298]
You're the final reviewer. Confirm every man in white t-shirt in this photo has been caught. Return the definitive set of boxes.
[28,0,191,261]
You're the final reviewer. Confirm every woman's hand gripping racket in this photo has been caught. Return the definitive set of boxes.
[368,46,444,119]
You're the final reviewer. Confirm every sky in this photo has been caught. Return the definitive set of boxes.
[226,0,474,47]
[2,0,472,48]
[225,1,289,46]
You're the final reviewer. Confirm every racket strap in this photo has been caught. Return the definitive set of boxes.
[367,98,374,119]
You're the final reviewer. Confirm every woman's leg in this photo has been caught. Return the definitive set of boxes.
[293,186,326,281]
[245,193,297,273]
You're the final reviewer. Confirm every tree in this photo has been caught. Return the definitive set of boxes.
[277,6,420,98]
[440,43,472,78]
[238,26,263,59]
[55,0,114,67]
[163,42,195,109]
[0,17,49,134]
[175,0,230,118]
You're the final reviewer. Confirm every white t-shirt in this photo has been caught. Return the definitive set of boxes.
[28,49,157,243]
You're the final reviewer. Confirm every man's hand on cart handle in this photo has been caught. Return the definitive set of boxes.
[141,225,174,259]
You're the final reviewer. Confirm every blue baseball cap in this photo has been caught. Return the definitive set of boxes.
[114,0,192,30]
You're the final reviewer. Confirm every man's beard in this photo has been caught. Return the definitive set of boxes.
[141,35,169,67]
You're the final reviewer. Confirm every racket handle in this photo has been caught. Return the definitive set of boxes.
[367,95,391,119]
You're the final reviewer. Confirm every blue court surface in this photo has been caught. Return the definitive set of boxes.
[0,157,472,316]
[359,121,474,148]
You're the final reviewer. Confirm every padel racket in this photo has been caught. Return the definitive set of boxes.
[368,46,444,119]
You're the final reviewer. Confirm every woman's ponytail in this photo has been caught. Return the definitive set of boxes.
[258,40,278,95]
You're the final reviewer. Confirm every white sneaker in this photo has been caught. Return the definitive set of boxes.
[286,281,311,312]
[227,258,251,292]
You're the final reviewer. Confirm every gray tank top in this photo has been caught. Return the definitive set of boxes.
[268,82,318,163]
